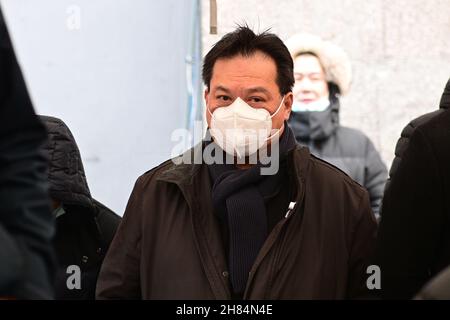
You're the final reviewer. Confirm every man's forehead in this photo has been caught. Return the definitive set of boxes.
[210,53,278,91]
[213,52,275,70]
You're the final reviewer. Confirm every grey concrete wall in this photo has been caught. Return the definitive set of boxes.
[201,0,450,168]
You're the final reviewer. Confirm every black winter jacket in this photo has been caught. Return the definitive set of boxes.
[40,116,121,300]
[376,79,450,299]
[288,97,387,216]
[383,78,450,200]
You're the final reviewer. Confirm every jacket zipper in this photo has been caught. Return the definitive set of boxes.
[243,201,299,299]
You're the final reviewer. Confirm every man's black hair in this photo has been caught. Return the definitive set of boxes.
[202,25,294,95]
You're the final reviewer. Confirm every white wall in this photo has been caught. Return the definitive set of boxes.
[2,0,199,215]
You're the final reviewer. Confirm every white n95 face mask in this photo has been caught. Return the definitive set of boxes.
[208,96,285,158]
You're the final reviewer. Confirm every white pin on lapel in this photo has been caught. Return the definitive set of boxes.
[285,201,297,219]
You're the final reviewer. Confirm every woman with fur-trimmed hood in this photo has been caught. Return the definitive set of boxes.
[286,33,387,217]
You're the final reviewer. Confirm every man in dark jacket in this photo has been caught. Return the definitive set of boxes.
[285,34,387,217]
[375,78,450,299]
[40,116,121,300]
[0,8,55,299]
[97,26,377,300]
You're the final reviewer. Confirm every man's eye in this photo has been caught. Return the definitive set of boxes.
[250,97,264,103]
[217,95,231,101]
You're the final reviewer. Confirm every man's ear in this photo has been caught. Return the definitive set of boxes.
[283,92,293,120]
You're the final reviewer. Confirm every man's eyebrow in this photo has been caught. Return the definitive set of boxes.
[212,85,271,96]
[245,87,271,95]
[214,85,231,93]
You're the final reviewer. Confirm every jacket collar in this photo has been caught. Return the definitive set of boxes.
[157,143,310,198]
[288,96,340,142]
[157,143,204,188]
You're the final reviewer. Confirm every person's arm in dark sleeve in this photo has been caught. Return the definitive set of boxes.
[375,128,443,299]
[0,8,55,299]
[0,123,55,299]
[96,177,144,300]
[346,190,378,299]
[364,137,388,218]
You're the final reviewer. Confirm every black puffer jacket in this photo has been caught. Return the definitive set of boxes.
[375,79,450,299]
[288,96,388,217]
[383,78,450,200]
[40,116,121,300]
